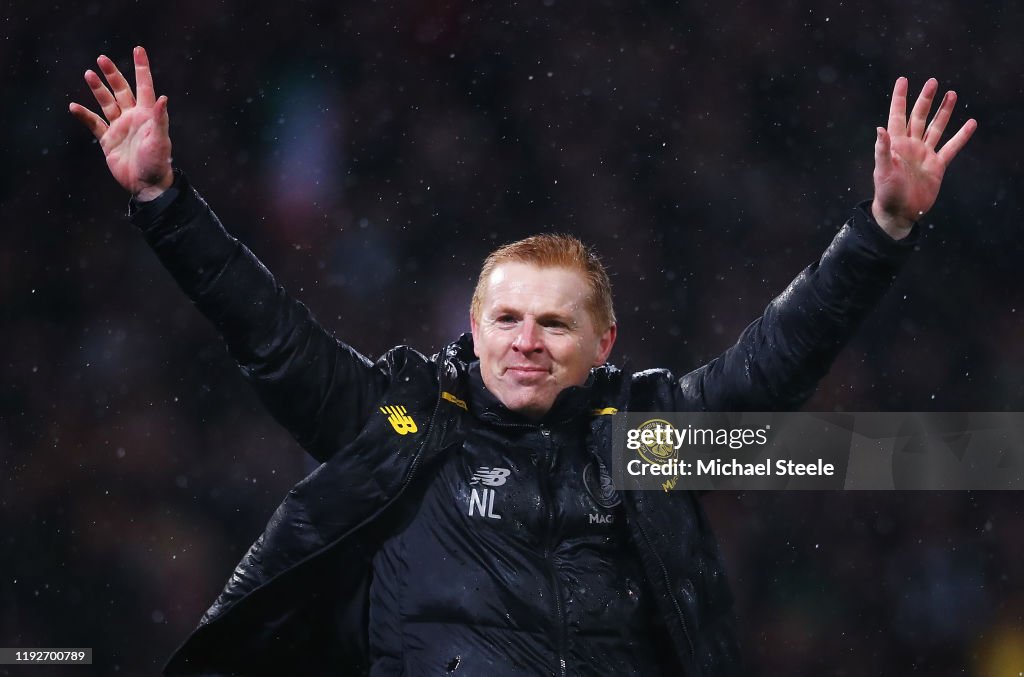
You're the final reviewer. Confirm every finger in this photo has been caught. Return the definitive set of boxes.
[874,126,893,173]
[924,91,956,149]
[154,95,170,136]
[97,54,137,111]
[134,45,156,107]
[887,77,909,137]
[936,118,978,166]
[85,69,120,122]
[69,102,108,141]
[908,77,938,139]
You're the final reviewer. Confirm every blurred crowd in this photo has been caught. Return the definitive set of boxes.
[2,0,1023,674]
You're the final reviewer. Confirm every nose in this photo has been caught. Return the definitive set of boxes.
[512,317,543,353]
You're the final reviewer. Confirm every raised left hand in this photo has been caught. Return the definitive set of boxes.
[871,77,977,239]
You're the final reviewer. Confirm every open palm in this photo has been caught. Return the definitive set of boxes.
[872,77,977,238]
[69,46,173,201]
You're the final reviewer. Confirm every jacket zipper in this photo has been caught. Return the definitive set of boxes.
[539,427,568,677]
[633,514,695,662]
[483,418,568,677]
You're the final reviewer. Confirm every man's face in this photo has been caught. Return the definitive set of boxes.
[470,262,616,419]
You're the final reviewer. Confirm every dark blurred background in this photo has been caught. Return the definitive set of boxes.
[3,0,1024,674]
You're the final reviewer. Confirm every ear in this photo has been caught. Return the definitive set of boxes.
[592,323,617,366]
[470,313,481,358]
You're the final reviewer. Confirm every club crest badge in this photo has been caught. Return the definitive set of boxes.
[583,460,621,509]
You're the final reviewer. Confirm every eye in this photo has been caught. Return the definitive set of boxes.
[542,319,570,332]
[494,315,517,326]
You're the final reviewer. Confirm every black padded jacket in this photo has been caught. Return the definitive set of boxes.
[130,172,917,676]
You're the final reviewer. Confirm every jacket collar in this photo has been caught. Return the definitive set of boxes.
[467,361,594,427]
[437,332,626,426]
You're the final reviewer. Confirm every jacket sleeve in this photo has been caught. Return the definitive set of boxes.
[674,203,918,411]
[129,170,388,463]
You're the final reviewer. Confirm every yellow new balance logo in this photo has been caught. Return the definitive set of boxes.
[380,405,418,435]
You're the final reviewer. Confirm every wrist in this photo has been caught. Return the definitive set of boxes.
[134,169,174,203]
[871,200,915,240]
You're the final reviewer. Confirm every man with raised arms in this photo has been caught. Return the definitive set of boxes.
[71,46,974,676]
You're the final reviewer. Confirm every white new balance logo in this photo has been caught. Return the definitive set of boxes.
[469,467,510,487]
[468,466,510,520]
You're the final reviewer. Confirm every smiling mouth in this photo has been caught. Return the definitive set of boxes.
[504,366,550,378]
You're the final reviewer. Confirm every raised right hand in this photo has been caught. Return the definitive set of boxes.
[70,46,173,201]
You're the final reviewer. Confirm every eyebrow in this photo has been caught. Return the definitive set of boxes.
[490,307,577,326]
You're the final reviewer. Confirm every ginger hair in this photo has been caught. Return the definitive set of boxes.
[470,233,615,330]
